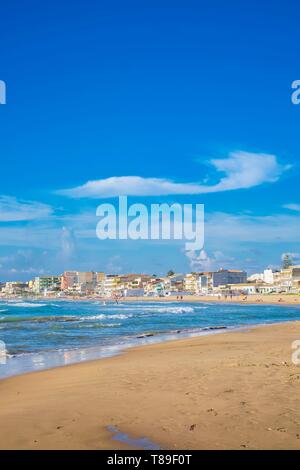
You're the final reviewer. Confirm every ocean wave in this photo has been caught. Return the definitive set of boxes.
[79,323,122,328]
[159,306,194,314]
[138,306,195,314]
[0,312,133,324]
[101,305,196,314]
[84,313,133,320]
[0,315,78,324]
[9,302,47,308]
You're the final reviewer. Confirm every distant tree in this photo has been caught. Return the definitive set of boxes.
[282,254,293,269]
[167,270,175,277]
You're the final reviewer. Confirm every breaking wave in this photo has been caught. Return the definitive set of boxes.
[8,302,47,308]
[0,313,134,324]
[84,313,134,320]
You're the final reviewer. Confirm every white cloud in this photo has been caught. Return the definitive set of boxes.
[57,151,289,198]
[185,249,214,271]
[0,196,53,221]
[185,248,235,271]
[283,203,300,212]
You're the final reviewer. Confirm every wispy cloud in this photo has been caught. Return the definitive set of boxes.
[56,151,289,198]
[282,203,300,212]
[0,196,53,221]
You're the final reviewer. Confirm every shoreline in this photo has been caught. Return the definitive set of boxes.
[1,320,300,449]
[0,323,247,380]
[1,293,300,307]
[1,299,300,380]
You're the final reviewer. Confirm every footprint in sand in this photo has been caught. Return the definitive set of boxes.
[207,408,218,416]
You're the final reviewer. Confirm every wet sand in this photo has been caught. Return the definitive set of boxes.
[1,321,300,449]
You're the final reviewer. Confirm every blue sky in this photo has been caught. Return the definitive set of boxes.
[0,0,300,280]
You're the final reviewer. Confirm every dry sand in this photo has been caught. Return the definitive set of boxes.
[2,293,300,306]
[1,321,300,450]
[121,294,300,306]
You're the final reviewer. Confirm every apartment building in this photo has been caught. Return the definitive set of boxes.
[144,278,166,296]
[212,269,247,288]
[184,273,199,293]
[103,274,121,296]
[275,266,300,292]
[34,276,62,294]
[1,281,29,295]
[198,273,212,293]
[61,271,78,291]
[77,271,97,293]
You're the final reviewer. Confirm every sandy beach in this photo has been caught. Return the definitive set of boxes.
[1,320,300,450]
[121,294,300,306]
[1,293,300,306]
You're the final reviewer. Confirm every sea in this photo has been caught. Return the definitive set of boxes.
[0,298,299,378]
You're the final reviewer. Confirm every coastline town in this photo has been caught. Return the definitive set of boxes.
[1,256,300,300]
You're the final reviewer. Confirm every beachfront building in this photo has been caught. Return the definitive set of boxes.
[263,269,275,284]
[161,273,190,297]
[119,274,151,289]
[96,272,105,283]
[275,266,300,293]
[123,288,145,297]
[226,283,258,295]
[33,276,62,294]
[184,273,200,294]
[144,278,166,296]
[95,272,106,295]
[1,281,29,296]
[197,273,212,293]
[61,271,78,291]
[103,274,121,297]
[212,269,247,288]
[111,274,152,297]
[248,269,275,284]
[226,283,275,295]
[60,271,98,294]
[167,274,185,294]
[77,271,97,293]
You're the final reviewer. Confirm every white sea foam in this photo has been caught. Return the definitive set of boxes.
[9,302,47,308]
[85,313,133,320]
[160,306,194,313]
[99,305,197,314]
[80,323,122,328]
[136,306,195,314]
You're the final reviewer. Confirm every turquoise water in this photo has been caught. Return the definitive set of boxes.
[0,299,299,378]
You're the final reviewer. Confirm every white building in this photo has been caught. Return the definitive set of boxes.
[263,269,274,284]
